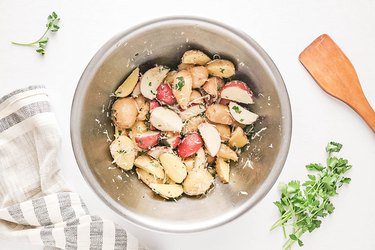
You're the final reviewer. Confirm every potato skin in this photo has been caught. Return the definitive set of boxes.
[172,70,193,110]
[189,66,208,88]
[205,104,233,125]
[206,59,235,78]
[111,97,138,129]
[181,50,211,65]
[214,124,231,142]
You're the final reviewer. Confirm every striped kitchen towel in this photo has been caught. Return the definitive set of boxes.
[0,86,145,249]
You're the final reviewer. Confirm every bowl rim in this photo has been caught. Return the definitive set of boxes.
[70,16,292,233]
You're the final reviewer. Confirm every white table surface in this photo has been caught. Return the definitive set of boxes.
[1,0,375,249]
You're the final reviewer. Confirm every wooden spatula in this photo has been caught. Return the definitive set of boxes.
[299,34,375,133]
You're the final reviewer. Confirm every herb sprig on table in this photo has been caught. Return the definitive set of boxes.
[12,12,60,55]
[271,142,352,249]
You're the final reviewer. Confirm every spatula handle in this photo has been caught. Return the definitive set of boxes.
[350,94,375,133]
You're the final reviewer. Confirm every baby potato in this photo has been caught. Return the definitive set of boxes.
[214,123,231,142]
[172,70,193,110]
[111,97,138,129]
[164,70,177,85]
[218,144,238,161]
[228,127,249,148]
[206,59,235,78]
[205,104,234,125]
[150,183,184,199]
[216,158,230,183]
[189,66,209,88]
[190,90,204,104]
[136,168,164,187]
[203,77,224,97]
[183,168,214,196]
[182,50,211,65]
[159,153,187,183]
[134,155,165,179]
[182,116,205,134]
[110,135,137,170]
[115,67,140,97]
[178,63,194,71]
[134,95,150,121]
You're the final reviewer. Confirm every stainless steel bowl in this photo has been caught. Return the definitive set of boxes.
[71,16,292,233]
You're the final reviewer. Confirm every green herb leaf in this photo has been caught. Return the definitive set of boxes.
[271,141,352,250]
[12,11,60,55]
[175,76,185,91]
[232,105,242,114]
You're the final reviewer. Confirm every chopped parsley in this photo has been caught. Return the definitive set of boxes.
[232,105,242,114]
[220,67,225,73]
[175,76,185,91]
[240,118,244,122]
[150,90,156,95]
[148,82,152,86]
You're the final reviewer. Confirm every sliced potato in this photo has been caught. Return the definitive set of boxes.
[136,168,164,187]
[181,50,211,65]
[189,66,208,88]
[182,116,205,134]
[131,82,141,97]
[150,107,183,132]
[135,95,150,121]
[205,104,233,125]
[218,144,238,161]
[150,184,183,199]
[194,148,207,169]
[159,153,187,183]
[140,65,170,99]
[171,70,193,109]
[110,135,137,170]
[216,158,230,183]
[183,157,195,172]
[228,102,258,125]
[178,63,194,71]
[134,155,165,179]
[115,67,140,97]
[198,123,221,157]
[183,168,214,196]
[228,127,249,148]
[214,124,231,142]
[206,59,235,78]
[179,104,206,121]
[111,97,138,129]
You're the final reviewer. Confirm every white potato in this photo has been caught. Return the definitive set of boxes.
[150,184,184,199]
[159,153,187,183]
[111,97,138,129]
[194,148,207,169]
[218,144,238,161]
[136,168,164,187]
[181,50,211,65]
[171,70,193,109]
[140,65,170,99]
[205,104,233,125]
[216,158,230,183]
[198,123,221,157]
[150,107,183,132]
[134,155,165,179]
[228,127,249,148]
[183,168,214,196]
[228,102,258,125]
[206,59,235,78]
[110,135,137,170]
[189,66,208,88]
[115,67,140,97]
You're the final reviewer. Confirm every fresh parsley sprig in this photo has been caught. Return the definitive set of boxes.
[271,141,352,250]
[12,12,60,55]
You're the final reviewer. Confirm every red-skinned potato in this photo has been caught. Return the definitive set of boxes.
[163,132,181,149]
[135,131,160,149]
[156,83,176,105]
[111,97,138,129]
[177,132,203,158]
[140,65,170,100]
[220,80,254,104]
[149,100,161,110]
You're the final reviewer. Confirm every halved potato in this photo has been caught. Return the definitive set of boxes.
[115,67,140,97]
[181,50,211,65]
[214,124,231,142]
[111,97,138,129]
[150,107,183,132]
[140,65,170,99]
[171,70,193,109]
[164,70,177,85]
[194,148,206,169]
[134,155,165,179]
[136,168,164,187]
[110,135,137,170]
[183,168,214,196]
[150,184,183,199]
[159,153,187,183]
[198,123,221,157]
[206,59,235,78]
[205,104,233,125]
[189,90,204,104]
[179,104,206,121]
[189,66,208,88]
[178,63,194,71]
[228,127,249,148]
[228,102,258,125]
[216,158,230,183]
[218,144,238,161]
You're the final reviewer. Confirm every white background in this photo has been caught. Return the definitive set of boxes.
[1,0,375,249]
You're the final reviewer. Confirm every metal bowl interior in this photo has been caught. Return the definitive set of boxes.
[71,17,292,233]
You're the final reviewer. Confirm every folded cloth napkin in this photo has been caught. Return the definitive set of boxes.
[0,86,144,250]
